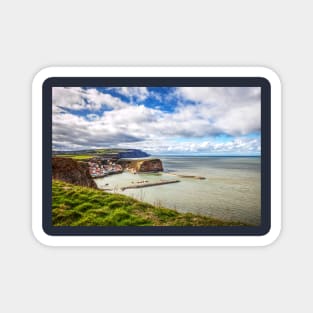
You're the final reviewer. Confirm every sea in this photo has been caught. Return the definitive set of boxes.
[95,156,261,225]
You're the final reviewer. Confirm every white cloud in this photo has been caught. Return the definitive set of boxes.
[118,137,260,155]
[176,87,260,105]
[52,87,261,154]
[52,87,127,111]
[109,87,149,102]
[175,87,261,136]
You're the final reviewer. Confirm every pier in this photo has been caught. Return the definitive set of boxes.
[166,173,206,180]
[120,179,180,191]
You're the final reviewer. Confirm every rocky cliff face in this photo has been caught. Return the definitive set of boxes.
[118,158,163,172]
[137,159,163,172]
[52,157,97,188]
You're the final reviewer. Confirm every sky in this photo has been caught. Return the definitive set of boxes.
[52,86,261,155]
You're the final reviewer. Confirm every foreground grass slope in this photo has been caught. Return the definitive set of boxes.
[52,180,248,226]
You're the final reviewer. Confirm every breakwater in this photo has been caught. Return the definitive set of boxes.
[166,173,206,180]
[120,179,180,191]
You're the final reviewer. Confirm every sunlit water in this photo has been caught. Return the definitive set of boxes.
[95,156,261,225]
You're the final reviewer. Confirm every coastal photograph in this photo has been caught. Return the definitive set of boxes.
[52,86,261,226]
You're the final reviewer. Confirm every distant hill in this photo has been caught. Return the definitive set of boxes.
[53,148,150,160]
[117,149,150,158]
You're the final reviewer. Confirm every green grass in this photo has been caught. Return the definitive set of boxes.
[53,148,127,159]
[54,154,93,160]
[52,180,250,227]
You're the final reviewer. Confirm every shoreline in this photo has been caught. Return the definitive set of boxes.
[92,171,123,179]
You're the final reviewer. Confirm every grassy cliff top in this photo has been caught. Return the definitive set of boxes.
[52,180,249,226]
[53,154,93,160]
[53,148,150,161]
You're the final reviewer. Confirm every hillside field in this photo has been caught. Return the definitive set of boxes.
[52,180,249,226]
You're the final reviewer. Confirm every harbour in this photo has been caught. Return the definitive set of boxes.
[94,156,261,225]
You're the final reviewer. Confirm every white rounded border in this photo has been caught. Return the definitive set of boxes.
[32,66,281,246]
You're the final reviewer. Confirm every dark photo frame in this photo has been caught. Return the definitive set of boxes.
[42,76,271,237]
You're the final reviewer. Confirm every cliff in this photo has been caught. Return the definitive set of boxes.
[117,158,163,172]
[52,157,97,188]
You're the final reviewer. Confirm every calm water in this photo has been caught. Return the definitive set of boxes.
[95,156,261,225]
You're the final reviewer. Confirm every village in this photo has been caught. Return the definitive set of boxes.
[87,154,165,178]
[86,156,182,191]
[88,159,123,178]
